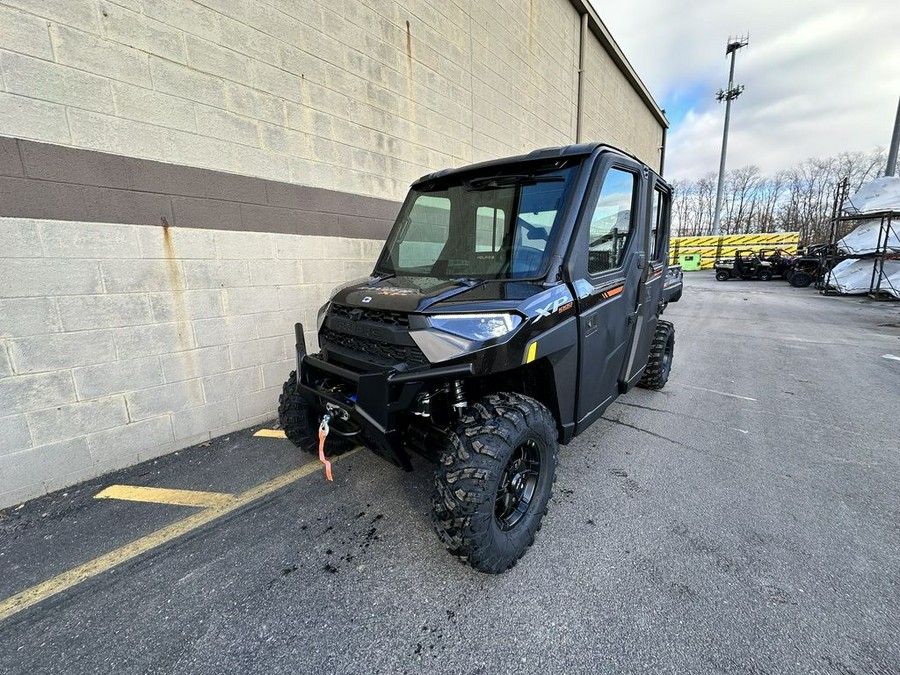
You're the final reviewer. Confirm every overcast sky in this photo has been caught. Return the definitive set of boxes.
[593,0,900,180]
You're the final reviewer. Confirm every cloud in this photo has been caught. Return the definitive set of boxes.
[591,0,900,179]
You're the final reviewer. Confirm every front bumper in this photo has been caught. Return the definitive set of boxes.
[291,323,471,470]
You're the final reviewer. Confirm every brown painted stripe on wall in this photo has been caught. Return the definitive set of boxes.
[0,136,401,240]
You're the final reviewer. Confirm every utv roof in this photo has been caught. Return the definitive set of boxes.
[412,142,651,187]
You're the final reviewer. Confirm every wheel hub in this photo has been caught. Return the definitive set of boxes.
[495,440,542,531]
[510,473,524,492]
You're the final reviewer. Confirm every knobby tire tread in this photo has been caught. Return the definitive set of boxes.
[431,392,558,574]
[638,320,674,390]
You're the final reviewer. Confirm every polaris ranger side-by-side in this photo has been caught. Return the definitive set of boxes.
[714,250,775,281]
[279,143,678,573]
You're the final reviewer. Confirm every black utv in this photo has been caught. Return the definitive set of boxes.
[279,143,677,573]
[714,249,774,281]
[757,248,795,278]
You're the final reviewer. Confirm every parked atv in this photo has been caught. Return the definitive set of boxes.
[279,143,676,573]
[714,250,774,281]
[785,243,839,288]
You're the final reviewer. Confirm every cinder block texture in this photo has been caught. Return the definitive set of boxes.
[0,0,661,202]
[0,217,381,508]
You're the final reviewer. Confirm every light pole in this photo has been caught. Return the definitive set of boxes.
[886,95,900,177]
[712,36,748,236]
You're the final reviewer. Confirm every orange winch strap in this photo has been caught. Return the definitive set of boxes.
[317,428,334,482]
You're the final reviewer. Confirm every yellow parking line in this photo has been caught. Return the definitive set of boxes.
[0,451,357,623]
[254,429,287,438]
[95,485,236,508]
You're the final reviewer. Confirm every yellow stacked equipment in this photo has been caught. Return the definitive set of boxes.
[669,233,800,270]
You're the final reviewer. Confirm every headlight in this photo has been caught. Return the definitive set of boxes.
[428,313,521,341]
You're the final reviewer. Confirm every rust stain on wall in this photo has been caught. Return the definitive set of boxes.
[528,0,535,53]
[405,20,416,116]
[161,221,194,356]
[406,20,413,63]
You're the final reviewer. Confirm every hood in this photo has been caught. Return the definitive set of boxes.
[332,275,544,314]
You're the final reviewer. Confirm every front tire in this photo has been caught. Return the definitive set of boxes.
[789,271,814,288]
[758,270,773,281]
[432,393,558,574]
[715,270,730,281]
[638,320,674,390]
[278,371,354,456]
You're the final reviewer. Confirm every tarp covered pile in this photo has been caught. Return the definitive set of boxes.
[836,218,900,255]
[837,176,900,255]
[826,258,900,297]
[827,176,900,298]
[843,176,900,215]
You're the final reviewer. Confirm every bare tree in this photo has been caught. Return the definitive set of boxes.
[668,148,885,244]
[728,165,762,234]
[696,173,716,235]
[757,170,786,233]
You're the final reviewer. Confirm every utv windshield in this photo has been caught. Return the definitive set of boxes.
[376,162,579,279]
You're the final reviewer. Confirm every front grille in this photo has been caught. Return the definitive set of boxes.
[321,328,428,367]
[329,303,409,328]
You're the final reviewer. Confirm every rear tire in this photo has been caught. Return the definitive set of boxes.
[789,271,814,288]
[784,268,795,282]
[278,371,354,456]
[432,392,558,574]
[638,320,674,390]
[715,270,730,281]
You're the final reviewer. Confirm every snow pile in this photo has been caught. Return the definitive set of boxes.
[826,258,900,299]
[843,176,900,214]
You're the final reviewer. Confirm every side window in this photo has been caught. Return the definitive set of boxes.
[588,168,636,275]
[475,206,506,252]
[396,196,450,269]
[650,187,669,261]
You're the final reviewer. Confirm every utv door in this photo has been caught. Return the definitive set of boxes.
[570,157,646,432]
[621,178,671,388]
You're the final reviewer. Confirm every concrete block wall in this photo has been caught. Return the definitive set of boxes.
[0,0,663,204]
[581,35,663,166]
[0,216,381,507]
[467,0,580,161]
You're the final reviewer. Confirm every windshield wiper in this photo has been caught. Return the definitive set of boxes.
[372,271,397,281]
[465,174,565,191]
[451,277,485,287]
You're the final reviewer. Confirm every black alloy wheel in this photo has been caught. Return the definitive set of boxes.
[432,392,558,573]
[495,440,541,531]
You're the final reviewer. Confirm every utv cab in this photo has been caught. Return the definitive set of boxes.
[757,248,794,278]
[279,143,677,573]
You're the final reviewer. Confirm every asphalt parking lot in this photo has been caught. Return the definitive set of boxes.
[1,272,899,675]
